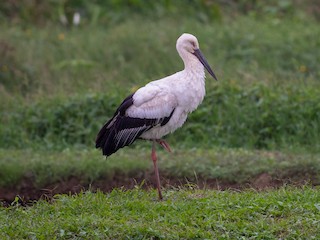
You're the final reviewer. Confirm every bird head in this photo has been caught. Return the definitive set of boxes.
[176,33,217,81]
[176,33,200,53]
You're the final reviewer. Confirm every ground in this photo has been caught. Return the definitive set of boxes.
[1,170,312,207]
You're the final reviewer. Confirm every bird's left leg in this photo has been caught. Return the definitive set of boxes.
[152,140,163,200]
[156,139,172,153]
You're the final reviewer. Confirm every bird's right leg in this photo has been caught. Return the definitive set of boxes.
[152,140,163,200]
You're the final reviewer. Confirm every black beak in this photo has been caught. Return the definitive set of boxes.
[193,49,217,81]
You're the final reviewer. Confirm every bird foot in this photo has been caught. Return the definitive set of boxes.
[156,139,172,153]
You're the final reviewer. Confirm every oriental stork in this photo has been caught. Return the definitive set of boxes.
[96,33,217,200]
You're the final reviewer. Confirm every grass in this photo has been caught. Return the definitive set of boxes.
[1,81,320,152]
[1,15,319,100]
[1,147,319,189]
[1,187,320,239]
[1,3,320,238]
[1,13,319,151]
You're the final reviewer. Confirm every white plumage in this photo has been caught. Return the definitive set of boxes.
[96,33,217,200]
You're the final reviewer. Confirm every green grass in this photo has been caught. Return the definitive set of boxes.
[1,187,320,239]
[1,13,319,151]
[1,148,319,188]
[1,15,319,101]
[1,3,320,238]
[1,82,320,151]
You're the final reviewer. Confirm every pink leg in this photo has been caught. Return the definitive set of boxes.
[152,140,163,200]
[156,139,172,153]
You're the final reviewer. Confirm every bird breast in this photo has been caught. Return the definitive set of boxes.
[179,71,206,112]
[139,69,206,140]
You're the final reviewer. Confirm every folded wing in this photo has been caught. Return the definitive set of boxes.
[96,87,177,156]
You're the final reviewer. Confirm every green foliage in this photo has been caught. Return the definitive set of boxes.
[1,13,319,98]
[2,0,315,26]
[0,40,37,94]
[1,4,320,238]
[184,83,320,150]
[1,83,319,151]
[0,0,220,26]
[1,187,320,238]
[1,148,319,188]
[0,9,319,151]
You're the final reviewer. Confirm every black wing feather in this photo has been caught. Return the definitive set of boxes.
[95,93,134,148]
[95,93,175,157]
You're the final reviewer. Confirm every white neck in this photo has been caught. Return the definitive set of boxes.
[179,51,205,76]
[185,58,205,75]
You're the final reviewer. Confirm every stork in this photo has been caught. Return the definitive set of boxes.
[96,33,217,200]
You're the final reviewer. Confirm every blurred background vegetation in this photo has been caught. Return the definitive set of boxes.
[0,0,319,152]
[1,0,320,26]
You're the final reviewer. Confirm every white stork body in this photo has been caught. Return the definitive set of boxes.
[96,33,217,200]
[128,68,205,140]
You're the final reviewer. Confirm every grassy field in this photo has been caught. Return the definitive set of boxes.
[1,148,320,190]
[1,187,320,239]
[1,1,320,238]
[1,17,319,151]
